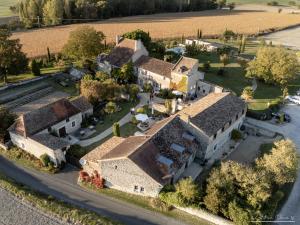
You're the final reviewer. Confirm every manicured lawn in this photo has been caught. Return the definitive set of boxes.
[87,100,139,139]
[200,39,300,111]
[80,182,212,225]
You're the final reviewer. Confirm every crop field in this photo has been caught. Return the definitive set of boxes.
[12,9,300,58]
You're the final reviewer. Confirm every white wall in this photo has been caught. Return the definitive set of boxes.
[45,113,82,137]
[138,68,171,91]
[205,114,246,159]
[9,132,66,165]
[132,41,149,63]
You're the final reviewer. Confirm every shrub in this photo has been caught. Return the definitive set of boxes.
[159,191,186,207]
[202,61,211,72]
[157,89,175,99]
[113,123,120,137]
[231,129,242,141]
[131,116,139,125]
[267,1,279,6]
[217,68,225,76]
[31,59,41,76]
[143,83,153,93]
[104,102,118,114]
[149,198,171,212]
[40,154,51,167]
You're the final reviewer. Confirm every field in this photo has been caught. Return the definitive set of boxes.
[0,0,17,17]
[228,0,296,5]
[12,9,300,58]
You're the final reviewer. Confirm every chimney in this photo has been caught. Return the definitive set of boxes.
[135,39,142,51]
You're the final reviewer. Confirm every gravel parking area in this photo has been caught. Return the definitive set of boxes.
[0,188,72,225]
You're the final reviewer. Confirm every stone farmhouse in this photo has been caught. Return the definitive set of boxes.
[97,36,205,97]
[179,92,247,159]
[81,116,202,197]
[80,92,246,197]
[8,97,93,166]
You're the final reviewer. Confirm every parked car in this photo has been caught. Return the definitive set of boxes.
[285,96,300,105]
[271,112,291,122]
[296,90,300,96]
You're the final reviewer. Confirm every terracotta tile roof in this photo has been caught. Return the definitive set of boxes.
[11,98,81,137]
[106,38,137,67]
[172,56,198,75]
[180,92,246,137]
[70,96,93,113]
[82,136,125,162]
[31,134,70,150]
[84,116,202,185]
[100,136,151,160]
[134,55,174,78]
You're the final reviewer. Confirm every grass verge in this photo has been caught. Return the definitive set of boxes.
[79,182,213,225]
[0,172,120,225]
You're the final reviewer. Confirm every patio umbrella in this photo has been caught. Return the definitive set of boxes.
[135,114,149,122]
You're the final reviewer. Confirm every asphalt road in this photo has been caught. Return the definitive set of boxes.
[0,157,186,225]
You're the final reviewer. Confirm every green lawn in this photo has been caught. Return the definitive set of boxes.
[200,39,300,111]
[0,0,18,17]
[86,100,139,139]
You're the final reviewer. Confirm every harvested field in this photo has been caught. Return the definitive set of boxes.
[12,9,300,58]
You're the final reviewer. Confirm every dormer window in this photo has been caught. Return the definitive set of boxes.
[66,118,70,122]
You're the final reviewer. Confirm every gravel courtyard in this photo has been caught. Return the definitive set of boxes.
[0,188,72,225]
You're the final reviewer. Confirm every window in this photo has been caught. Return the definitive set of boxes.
[72,121,76,127]
[242,109,245,115]
[114,165,118,170]
[222,127,225,132]
[229,120,232,126]
[203,89,205,93]
[48,127,52,132]
[140,187,144,193]
[21,143,25,149]
[236,114,238,120]
[134,186,138,192]
[213,134,217,139]
[66,118,70,122]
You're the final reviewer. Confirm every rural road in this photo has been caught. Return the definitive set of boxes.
[0,157,187,225]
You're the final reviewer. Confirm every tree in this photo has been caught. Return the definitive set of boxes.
[40,153,51,167]
[43,0,64,26]
[0,107,16,143]
[127,84,140,101]
[241,86,254,101]
[217,0,227,9]
[175,177,199,204]
[95,71,109,82]
[119,62,135,84]
[47,47,51,62]
[113,122,120,137]
[256,139,298,186]
[220,54,230,68]
[223,29,236,42]
[104,101,118,114]
[0,27,28,84]
[246,46,299,87]
[228,2,235,10]
[123,29,151,49]
[31,59,41,76]
[62,26,105,61]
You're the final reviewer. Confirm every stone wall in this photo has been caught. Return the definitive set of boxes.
[100,158,163,197]
[177,206,234,225]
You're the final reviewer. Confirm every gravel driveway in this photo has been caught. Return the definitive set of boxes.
[0,188,72,225]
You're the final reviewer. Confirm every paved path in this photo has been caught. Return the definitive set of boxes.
[0,188,72,225]
[246,104,300,224]
[0,157,185,225]
[79,93,149,147]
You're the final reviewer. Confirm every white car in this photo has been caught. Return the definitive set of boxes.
[285,95,300,105]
